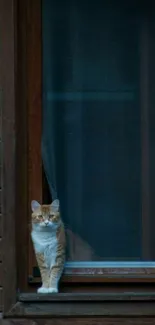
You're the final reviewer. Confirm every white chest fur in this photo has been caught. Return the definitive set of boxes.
[31,230,57,268]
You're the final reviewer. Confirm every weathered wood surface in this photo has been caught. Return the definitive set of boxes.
[16,0,42,293]
[0,288,3,311]
[0,189,1,214]
[0,168,1,191]
[8,300,155,317]
[0,263,2,286]
[0,214,2,238]
[0,238,2,261]
[27,0,42,283]
[0,0,16,314]
[16,0,30,294]
[2,319,155,325]
[19,292,155,302]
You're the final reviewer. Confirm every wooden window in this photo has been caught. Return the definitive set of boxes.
[2,0,155,320]
[15,0,155,294]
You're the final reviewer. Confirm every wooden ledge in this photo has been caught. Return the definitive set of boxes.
[5,292,155,318]
[19,292,155,302]
[2,320,155,325]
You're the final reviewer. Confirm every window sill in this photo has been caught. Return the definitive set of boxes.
[6,292,155,317]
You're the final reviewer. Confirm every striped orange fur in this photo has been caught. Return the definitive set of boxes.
[31,199,66,293]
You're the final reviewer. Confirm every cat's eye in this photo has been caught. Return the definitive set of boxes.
[53,215,58,222]
[49,214,54,218]
[37,215,42,219]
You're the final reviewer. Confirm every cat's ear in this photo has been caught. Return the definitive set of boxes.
[51,199,59,212]
[31,200,41,212]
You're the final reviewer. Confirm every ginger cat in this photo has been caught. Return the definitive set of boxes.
[31,199,66,293]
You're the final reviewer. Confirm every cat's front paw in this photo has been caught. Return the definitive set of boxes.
[37,286,49,294]
[48,287,58,293]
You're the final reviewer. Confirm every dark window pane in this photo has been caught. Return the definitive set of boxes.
[42,0,154,262]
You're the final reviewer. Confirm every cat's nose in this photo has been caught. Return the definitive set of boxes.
[44,220,49,225]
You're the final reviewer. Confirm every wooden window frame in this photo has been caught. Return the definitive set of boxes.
[1,0,155,319]
[11,0,155,287]
[25,0,155,285]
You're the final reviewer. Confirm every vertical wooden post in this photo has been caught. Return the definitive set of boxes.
[0,0,17,312]
[27,0,42,280]
[16,0,42,290]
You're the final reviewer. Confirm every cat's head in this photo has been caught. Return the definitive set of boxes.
[31,199,61,230]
